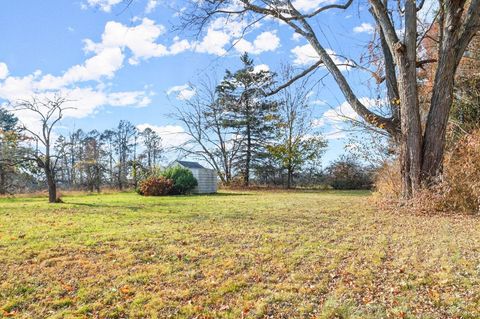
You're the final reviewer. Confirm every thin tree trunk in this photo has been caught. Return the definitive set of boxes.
[0,166,6,195]
[286,165,292,189]
[244,100,251,187]
[46,168,57,203]
[245,124,251,187]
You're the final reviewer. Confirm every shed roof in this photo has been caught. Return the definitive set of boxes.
[175,160,206,169]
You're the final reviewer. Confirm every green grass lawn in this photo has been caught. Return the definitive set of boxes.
[0,190,479,318]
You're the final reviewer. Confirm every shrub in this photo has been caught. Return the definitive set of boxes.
[373,160,401,200]
[325,155,374,190]
[138,176,174,196]
[435,129,480,213]
[162,166,198,195]
[375,129,480,214]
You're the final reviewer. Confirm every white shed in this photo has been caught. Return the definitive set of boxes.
[172,160,218,194]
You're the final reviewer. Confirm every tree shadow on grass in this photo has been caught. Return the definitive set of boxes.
[64,192,252,209]
[63,202,147,211]
[181,192,253,197]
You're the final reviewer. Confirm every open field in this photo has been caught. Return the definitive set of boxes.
[0,191,479,318]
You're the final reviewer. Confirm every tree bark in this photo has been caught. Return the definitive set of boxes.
[286,165,293,189]
[396,0,423,197]
[245,122,251,187]
[421,2,464,182]
[0,166,6,195]
[45,167,57,203]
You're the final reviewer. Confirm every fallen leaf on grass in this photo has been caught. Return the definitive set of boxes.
[2,310,17,317]
[120,285,130,294]
[63,284,75,292]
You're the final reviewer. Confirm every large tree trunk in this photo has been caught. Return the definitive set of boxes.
[421,73,456,182]
[421,4,463,182]
[396,0,423,197]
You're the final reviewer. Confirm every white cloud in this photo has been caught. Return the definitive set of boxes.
[292,0,336,12]
[291,44,351,70]
[234,31,280,55]
[145,0,159,13]
[0,18,168,140]
[291,33,303,42]
[313,97,380,127]
[85,18,172,65]
[194,29,231,56]
[311,99,327,106]
[137,123,190,148]
[291,44,320,65]
[170,37,192,55]
[85,0,123,12]
[253,64,270,73]
[167,85,196,101]
[192,16,270,56]
[38,47,125,90]
[0,73,151,132]
[107,91,151,108]
[353,23,375,34]
[0,63,9,80]
[0,85,151,139]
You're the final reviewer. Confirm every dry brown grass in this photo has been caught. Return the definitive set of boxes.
[1,190,480,318]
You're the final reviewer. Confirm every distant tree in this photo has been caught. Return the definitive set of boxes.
[268,66,327,188]
[0,108,22,194]
[100,129,116,187]
[15,96,72,203]
[113,120,137,190]
[217,53,278,186]
[140,127,163,173]
[78,130,103,192]
[68,129,85,187]
[54,135,69,187]
[175,80,242,185]
[326,155,374,190]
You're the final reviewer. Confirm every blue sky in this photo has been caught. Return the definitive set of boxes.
[0,0,382,165]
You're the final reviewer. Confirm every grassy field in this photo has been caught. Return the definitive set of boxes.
[0,190,479,319]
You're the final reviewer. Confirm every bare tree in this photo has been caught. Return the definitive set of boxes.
[181,0,480,198]
[15,95,72,203]
[269,65,327,188]
[140,127,163,173]
[174,80,243,185]
[113,120,137,190]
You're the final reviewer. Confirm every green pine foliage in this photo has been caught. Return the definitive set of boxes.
[216,53,279,186]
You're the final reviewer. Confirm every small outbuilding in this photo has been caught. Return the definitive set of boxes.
[172,160,217,194]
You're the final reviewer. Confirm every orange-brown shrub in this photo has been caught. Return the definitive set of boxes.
[375,130,480,214]
[373,160,401,201]
[437,129,480,213]
[138,176,174,196]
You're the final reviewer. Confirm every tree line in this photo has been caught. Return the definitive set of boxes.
[1,53,353,202]
[0,99,163,201]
